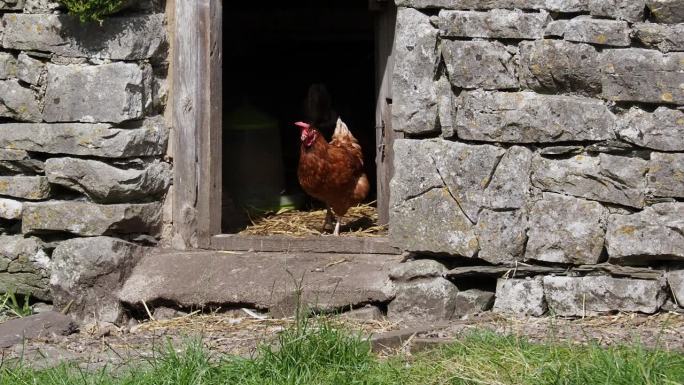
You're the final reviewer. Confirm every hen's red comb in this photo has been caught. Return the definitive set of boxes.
[294,121,310,129]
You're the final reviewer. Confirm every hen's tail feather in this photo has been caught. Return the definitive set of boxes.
[331,117,363,159]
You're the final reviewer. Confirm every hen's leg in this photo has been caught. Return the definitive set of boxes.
[323,207,334,233]
[333,218,341,236]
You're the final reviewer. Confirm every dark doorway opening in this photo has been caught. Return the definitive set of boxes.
[222,1,378,234]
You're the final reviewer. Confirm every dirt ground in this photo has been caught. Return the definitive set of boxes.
[2,310,682,370]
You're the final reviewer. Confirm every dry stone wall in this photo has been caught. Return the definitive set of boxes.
[389,0,684,319]
[0,0,169,321]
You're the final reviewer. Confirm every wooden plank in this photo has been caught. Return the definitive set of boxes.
[172,0,201,248]
[374,3,398,226]
[210,235,401,255]
[196,0,223,248]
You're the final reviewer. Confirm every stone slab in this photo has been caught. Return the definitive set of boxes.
[588,0,645,22]
[392,8,439,135]
[618,107,684,151]
[0,117,168,158]
[633,23,684,53]
[606,203,684,263]
[518,39,601,95]
[439,9,550,39]
[531,153,647,208]
[648,153,684,198]
[22,201,162,236]
[2,14,166,60]
[43,62,152,123]
[389,259,447,282]
[388,277,459,322]
[601,49,684,105]
[525,193,607,265]
[543,276,665,316]
[0,176,50,200]
[0,198,22,220]
[0,312,78,349]
[455,90,615,143]
[564,17,631,47]
[453,289,495,317]
[119,251,399,317]
[0,79,41,122]
[441,40,518,90]
[646,0,684,23]
[493,277,547,316]
[475,209,527,265]
[668,270,684,307]
[0,235,50,300]
[45,158,171,203]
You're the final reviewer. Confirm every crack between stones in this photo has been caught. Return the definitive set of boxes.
[431,154,475,225]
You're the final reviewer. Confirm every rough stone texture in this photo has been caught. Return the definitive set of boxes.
[392,8,439,135]
[0,235,50,300]
[119,251,399,316]
[0,53,17,79]
[543,276,666,316]
[439,9,550,39]
[339,306,384,322]
[51,237,144,324]
[389,139,443,204]
[588,0,645,22]
[545,0,590,12]
[475,209,527,264]
[452,289,495,317]
[43,62,152,123]
[0,176,49,200]
[455,90,615,143]
[389,259,447,282]
[493,277,547,316]
[0,117,168,158]
[0,79,41,122]
[648,153,684,198]
[564,17,631,47]
[45,158,171,203]
[0,312,78,349]
[22,201,162,236]
[518,40,601,95]
[544,20,568,37]
[16,53,44,85]
[668,270,684,307]
[388,277,459,322]
[0,198,22,220]
[0,149,44,175]
[0,0,22,10]
[606,203,684,263]
[633,23,684,53]
[441,40,518,90]
[525,193,608,265]
[2,14,167,60]
[601,49,684,105]
[531,154,648,208]
[483,146,533,210]
[390,188,479,257]
[22,0,59,12]
[395,0,546,9]
[617,107,684,152]
[646,0,684,23]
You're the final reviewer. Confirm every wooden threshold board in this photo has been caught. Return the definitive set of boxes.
[210,234,400,255]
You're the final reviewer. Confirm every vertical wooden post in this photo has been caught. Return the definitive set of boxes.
[172,0,222,249]
[374,2,399,226]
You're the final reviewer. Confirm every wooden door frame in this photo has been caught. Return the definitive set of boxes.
[171,0,398,251]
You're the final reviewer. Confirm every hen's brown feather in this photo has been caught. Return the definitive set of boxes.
[298,118,369,217]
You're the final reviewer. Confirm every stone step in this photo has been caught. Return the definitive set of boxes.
[118,250,402,317]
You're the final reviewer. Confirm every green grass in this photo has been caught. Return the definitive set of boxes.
[1,319,683,385]
[0,290,33,320]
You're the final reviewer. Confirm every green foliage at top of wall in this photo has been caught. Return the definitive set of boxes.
[59,0,127,22]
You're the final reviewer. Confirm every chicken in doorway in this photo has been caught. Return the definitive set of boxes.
[295,118,370,235]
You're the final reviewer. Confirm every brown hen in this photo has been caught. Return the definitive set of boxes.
[295,118,370,235]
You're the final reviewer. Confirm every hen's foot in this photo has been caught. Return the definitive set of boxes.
[333,219,341,236]
[323,207,334,233]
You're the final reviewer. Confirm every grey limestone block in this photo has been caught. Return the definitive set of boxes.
[601,49,684,105]
[531,153,647,208]
[493,277,547,316]
[455,90,615,143]
[606,203,684,263]
[525,193,608,265]
[22,201,162,236]
[2,14,167,61]
[43,62,152,123]
[439,9,550,39]
[543,276,665,316]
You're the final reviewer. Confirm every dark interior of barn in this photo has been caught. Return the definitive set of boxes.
[222,1,377,233]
